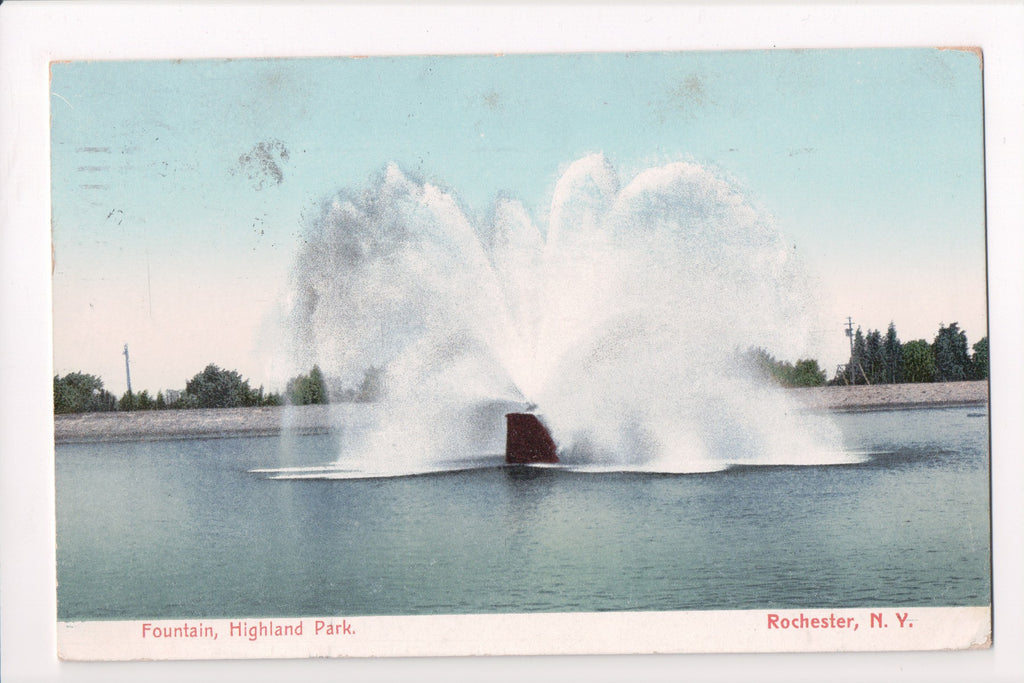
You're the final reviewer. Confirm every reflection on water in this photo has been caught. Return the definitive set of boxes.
[56,407,990,620]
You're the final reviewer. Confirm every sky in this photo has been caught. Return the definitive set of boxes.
[49,49,987,396]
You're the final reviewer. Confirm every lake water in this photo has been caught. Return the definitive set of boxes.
[55,406,990,620]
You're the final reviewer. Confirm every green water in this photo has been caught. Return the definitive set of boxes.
[55,406,990,620]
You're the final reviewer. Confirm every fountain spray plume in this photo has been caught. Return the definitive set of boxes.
[287,155,845,475]
[287,165,533,474]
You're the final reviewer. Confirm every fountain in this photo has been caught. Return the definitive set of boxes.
[505,413,558,464]
[281,154,845,477]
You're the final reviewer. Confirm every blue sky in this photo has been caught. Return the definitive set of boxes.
[50,49,987,395]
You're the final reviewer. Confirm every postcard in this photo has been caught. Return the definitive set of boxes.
[48,47,992,662]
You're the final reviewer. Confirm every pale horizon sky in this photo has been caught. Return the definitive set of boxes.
[50,49,987,396]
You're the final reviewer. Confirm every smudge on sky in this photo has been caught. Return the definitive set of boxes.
[237,140,290,190]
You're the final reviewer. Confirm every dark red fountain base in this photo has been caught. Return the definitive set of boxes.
[505,413,559,464]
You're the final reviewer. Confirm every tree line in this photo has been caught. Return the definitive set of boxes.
[53,363,384,414]
[744,348,829,388]
[54,320,989,412]
[747,320,986,388]
[840,321,987,386]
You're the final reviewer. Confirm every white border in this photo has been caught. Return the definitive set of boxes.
[56,608,992,660]
[2,2,1022,682]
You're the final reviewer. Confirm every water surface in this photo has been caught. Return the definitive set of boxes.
[55,406,990,620]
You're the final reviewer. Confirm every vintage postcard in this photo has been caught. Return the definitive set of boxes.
[49,48,990,661]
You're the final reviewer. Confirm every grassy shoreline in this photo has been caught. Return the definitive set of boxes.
[54,380,988,444]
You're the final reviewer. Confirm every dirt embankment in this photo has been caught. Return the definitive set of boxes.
[54,404,338,444]
[788,380,988,412]
[54,381,988,444]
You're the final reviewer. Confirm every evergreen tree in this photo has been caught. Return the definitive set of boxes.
[308,365,327,404]
[933,322,970,382]
[118,390,135,411]
[883,322,904,383]
[286,365,330,405]
[260,389,283,406]
[865,328,885,384]
[849,327,868,384]
[971,336,989,380]
[136,390,154,410]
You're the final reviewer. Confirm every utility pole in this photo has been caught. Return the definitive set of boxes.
[123,343,133,410]
[844,317,855,386]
